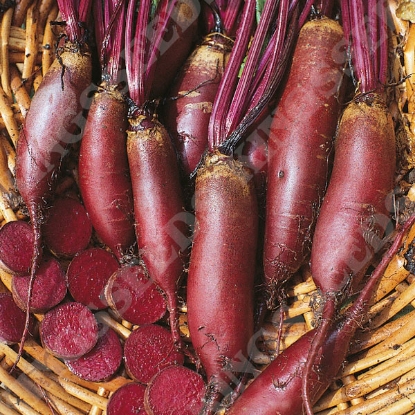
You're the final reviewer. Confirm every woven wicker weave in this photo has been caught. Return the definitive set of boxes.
[1,1,415,414]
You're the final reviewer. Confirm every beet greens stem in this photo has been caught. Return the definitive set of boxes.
[208,0,256,150]
[225,0,281,136]
[341,0,389,93]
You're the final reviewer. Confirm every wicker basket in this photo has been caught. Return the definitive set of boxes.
[1,1,415,414]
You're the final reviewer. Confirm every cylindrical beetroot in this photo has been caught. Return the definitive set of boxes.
[186,151,258,413]
[78,86,136,261]
[127,113,190,347]
[162,33,233,177]
[302,93,396,412]
[263,17,347,309]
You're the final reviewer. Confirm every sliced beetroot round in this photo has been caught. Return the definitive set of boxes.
[12,256,67,313]
[104,265,166,325]
[144,365,206,415]
[65,325,122,382]
[0,292,36,344]
[0,220,34,274]
[40,302,98,360]
[42,196,92,257]
[67,247,120,310]
[124,324,184,384]
[107,382,147,415]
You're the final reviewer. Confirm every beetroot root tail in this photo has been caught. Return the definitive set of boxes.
[302,298,336,415]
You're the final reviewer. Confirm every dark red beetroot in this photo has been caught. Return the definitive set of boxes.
[263,17,346,309]
[11,256,67,313]
[12,0,93,370]
[104,265,167,325]
[225,215,415,415]
[301,3,396,412]
[78,87,135,261]
[123,324,184,384]
[107,382,147,415]
[186,1,297,412]
[66,247,120,310]
[144,365,206,415]
[125,0,191,349]
[42,195,93,258]
[186,152,258,409]
[0,292,36,344]
[0,220,34,274]
[78,1,136,262]
[40,302,98,360]
[162,33,234,177]
[65,325,122,382]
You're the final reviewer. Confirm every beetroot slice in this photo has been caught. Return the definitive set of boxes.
[42,196,92,257]
[107,382,147,415]
[124,324,184,384]
[40,302,98,360]
[0,220,34,274]
[12,256,67,313]
[144,365,205,415]
[67,247,120,310]
[0,293,36,344]
[104,265,166,325]
[65,325,122,382]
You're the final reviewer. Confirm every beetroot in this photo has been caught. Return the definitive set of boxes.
[11,256,67,313]
[162,32,233,177]
[66,247,120,310]
[42,195,93,257]
[125,0,191,350]
[65,326,123,382]
[78,1,136,262]
[144,365,206,415]
[107,382,147,415]
[124,324,185,384]
[104,265,167,325]
[0,292,36,344]
[0,220,34,275]
[40,302,98,360]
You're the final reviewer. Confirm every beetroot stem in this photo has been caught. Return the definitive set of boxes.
[222,0,244,35]
[225,0,281,136]
[208,0,256,150]
[210,0,298,153]
[125,0,179,105]
[341,0,388,93]
[57,0,93,43]
[95,0,126,84]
